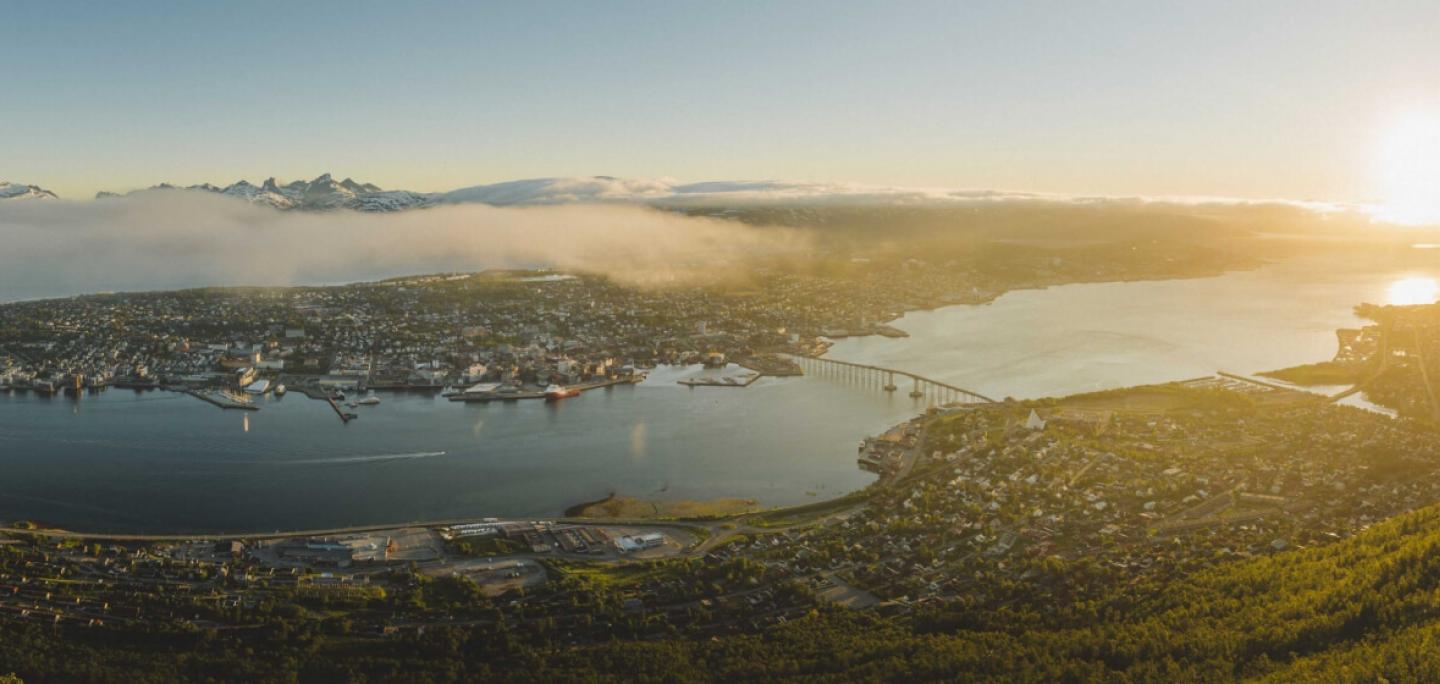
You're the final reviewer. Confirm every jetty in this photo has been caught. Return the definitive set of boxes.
[325,396,357,423]
[678,372,761,388]
[179,388,259,411]
[448,376,632,403]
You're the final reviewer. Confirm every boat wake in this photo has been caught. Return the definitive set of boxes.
[279,451,448,466]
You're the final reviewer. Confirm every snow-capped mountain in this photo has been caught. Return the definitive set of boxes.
[97,174,435,212]
[0,181,59,200]
[85,174,1068,211]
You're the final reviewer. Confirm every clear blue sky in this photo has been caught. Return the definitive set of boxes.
[4,0,1440,201]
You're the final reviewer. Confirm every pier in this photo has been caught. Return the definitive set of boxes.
[178,388,259,411]
[789,355,997,405]
[678,372,761,388]
[448,377,633,403]
[325,396,357,423]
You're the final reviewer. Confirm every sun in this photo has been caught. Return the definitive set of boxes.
[1374,112,1440,225]
[1387,276,1440,306]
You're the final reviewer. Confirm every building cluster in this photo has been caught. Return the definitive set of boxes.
[0,264,980,397]
[736,387,1440,614]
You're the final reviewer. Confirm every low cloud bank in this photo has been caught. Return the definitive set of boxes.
[440,176,1349,213]
[0,192,809,301]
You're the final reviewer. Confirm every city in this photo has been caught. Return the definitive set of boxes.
[10,1,1440,681]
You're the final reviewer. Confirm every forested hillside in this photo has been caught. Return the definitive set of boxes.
[7,502,1440,682]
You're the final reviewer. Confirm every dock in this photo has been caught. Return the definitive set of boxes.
[448,377,632,403]
[678,372,761,388]
[324,396,357,423]
[179,388,259,411]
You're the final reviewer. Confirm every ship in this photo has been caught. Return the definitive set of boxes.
[273,384,287,396]
[545,383,581,401]
[357,395,381,406]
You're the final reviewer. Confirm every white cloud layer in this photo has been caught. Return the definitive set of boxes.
[0,192,808,301]
[439,176,1347,212]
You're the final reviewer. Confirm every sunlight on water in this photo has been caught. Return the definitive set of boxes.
[1387,276,1440,305]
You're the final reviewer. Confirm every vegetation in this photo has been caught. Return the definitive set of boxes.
[1260,360,1368,386]
[12,502,1440,681]
[449,536,526,557]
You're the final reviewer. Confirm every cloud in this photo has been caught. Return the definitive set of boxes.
[439,176,1351,212]
[0,192,810,301]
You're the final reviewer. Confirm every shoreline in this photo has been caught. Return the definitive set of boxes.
[0,258,1300,537]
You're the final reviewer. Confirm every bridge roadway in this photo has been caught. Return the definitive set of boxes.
[789,354,997,404]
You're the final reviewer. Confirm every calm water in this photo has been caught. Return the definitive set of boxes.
[830,252,1440,400]
[0,366,917,533]
[2,251,1435,532]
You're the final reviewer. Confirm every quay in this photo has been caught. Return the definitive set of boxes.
[679,372,761,388]
[288,385,357,422]
[365,382,446,392]
[325,396,357,423]
[448,376,632,403]
[737,354,804,377]
[177,388,259,411]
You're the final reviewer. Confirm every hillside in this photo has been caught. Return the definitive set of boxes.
[7,502,1440,682]
[519,502,1440,682]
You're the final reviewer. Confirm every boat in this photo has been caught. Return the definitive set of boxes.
[357,395,381,406]
[545,383,581,401]
[274,384,287,396]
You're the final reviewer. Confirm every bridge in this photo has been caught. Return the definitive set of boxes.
[789,355,998,405]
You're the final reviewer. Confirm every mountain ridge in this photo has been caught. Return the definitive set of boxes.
[93,173,432,212]
[0,181,58,201]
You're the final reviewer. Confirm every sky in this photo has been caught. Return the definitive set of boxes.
[4,0,1440,202]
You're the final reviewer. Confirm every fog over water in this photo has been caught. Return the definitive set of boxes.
[0,193,808,300]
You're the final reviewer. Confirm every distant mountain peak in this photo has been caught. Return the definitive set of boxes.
[0,181,59,200]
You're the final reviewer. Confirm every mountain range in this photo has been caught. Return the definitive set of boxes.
[89,173,434,212]
[0,174,1351,216]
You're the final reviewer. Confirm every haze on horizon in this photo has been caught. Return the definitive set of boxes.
[5,0,1440,216]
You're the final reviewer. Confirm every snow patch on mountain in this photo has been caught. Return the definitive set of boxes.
[0,182,59,200]
[96,174,435,212]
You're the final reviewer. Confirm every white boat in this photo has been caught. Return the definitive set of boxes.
[357,395,381,406]
[274,384,287,396]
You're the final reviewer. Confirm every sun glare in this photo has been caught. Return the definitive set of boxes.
[1387,276,1440,305]
[1375,112,1440,225]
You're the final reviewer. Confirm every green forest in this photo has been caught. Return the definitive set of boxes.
[8,501,1440,682]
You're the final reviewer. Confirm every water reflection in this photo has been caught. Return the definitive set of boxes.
[1387,276,1439,305]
